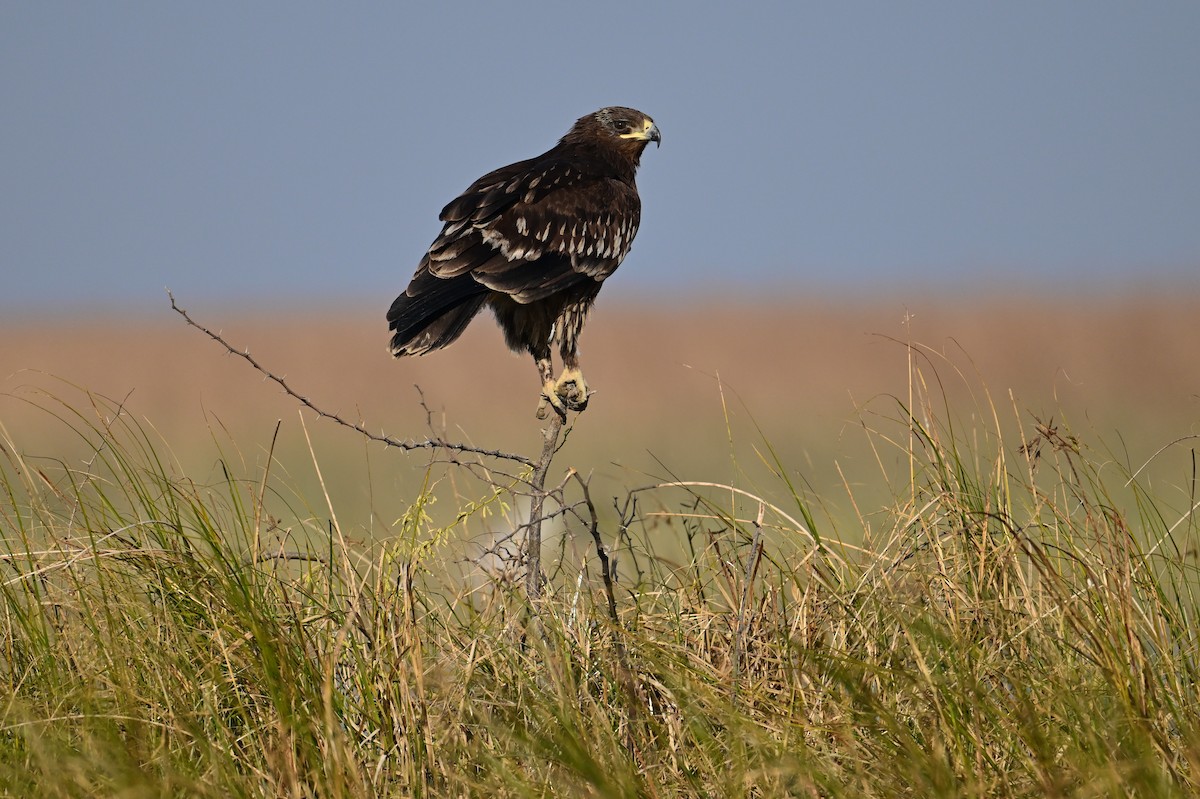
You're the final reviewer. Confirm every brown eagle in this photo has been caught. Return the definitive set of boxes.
[387,106,660,419]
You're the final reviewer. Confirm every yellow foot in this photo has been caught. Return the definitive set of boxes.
[536,380,567,421]
[554,368,590,413]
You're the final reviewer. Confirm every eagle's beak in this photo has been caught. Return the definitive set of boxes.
[621,118,662,148]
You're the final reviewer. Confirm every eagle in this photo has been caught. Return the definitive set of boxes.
[387,106,660,419]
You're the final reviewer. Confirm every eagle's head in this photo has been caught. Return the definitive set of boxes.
[563,107,661,164]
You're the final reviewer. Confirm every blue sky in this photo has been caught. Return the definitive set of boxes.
[3,2,1199,313]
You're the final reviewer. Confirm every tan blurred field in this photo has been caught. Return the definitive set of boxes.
[3,290,1199,539]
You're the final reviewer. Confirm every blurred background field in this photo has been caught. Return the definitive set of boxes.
[4,290,1198,553]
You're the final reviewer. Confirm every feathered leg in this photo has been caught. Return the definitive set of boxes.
[551,297,593,413]
[534,344,566,420]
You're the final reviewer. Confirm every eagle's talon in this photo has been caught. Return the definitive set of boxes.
[537,384,568,420]
[558,385,588,412]
[554,370,590,412]
[536,398,567,421]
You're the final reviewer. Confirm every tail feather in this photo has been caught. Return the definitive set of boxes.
[387,269,489,356]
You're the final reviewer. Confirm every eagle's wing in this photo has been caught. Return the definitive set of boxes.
[422,155,641,303]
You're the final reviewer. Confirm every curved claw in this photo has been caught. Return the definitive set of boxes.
[536,381,568,420]
[554,368,590,413]
[558,386,589,412]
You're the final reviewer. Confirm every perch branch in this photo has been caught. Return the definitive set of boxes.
[523,413,565,599]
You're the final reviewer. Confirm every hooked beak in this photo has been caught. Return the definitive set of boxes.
[647,121,661,147]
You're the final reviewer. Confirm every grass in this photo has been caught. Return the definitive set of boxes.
[2,352,1199,798]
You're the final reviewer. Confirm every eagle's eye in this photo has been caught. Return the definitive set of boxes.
[613,120,630,132]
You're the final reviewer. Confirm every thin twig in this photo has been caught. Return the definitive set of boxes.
[476,499,587,560]
[167,290,532,467]
[614,494,644,585]
[570,470,621,626]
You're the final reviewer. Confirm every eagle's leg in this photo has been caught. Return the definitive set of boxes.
[534,347,566,421]
[551,300,592,412]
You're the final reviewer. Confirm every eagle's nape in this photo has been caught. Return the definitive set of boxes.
[387,106,659,418]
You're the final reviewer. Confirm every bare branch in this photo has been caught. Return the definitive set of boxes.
[167,290,533,467]
[570,470,620,626]
[523,413,565,600]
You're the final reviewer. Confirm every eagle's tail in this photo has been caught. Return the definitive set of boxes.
[387,270,489,356]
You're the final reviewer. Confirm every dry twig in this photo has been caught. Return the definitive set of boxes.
[523,413,565,599]
[167,290,532,467]
[569,470,621,625]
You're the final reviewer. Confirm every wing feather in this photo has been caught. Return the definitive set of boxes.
[415,152,642,298]
[471,255,585,303]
